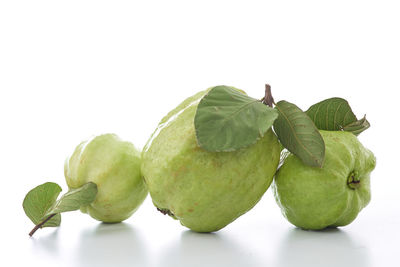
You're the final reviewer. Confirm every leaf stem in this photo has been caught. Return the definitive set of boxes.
[29,213,57,237]
[262,84,275,107]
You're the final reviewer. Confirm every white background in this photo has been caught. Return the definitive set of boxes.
[1,1,399,266]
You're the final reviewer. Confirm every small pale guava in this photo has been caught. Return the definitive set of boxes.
[64,134,147,223]
[141,89,281,232]
[273,130,376,230]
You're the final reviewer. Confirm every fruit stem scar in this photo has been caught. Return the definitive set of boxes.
[157,207,175,217]
[347,171,361,189]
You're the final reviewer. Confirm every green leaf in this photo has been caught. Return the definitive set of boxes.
[273,100,325,168]
[45,182,98,216]
[194,85,279,152]
[23,182,62,228]
[305,97,370,135]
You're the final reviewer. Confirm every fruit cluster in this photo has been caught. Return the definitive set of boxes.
[23,85,376,236]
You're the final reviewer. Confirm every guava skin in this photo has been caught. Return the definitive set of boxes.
[141,89,281,232]
[64,134,148,223]
[273,130,376,230]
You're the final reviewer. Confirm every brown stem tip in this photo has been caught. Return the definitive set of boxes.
[262,84,275,107]
[29,213,57,237]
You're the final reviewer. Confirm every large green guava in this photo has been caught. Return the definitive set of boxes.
[141,89,281,232]
[64,134,148,223]
[273,130,376,230]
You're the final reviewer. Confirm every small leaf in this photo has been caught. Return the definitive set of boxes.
[342,115,370,136]
[23,182,62,227]
[194,85,278,152]
[46,182,98,216]
[273,100,325,168]
[305,97,370,135]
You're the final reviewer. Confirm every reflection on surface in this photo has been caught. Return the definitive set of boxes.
[76,223,148,267]
[276,228,370,267]
[160,230,262,267]
[31,228,60,256]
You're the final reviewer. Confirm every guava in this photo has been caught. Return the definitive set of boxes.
[141,89,281,232]
[64,134,147,223]
[273,130,376,230]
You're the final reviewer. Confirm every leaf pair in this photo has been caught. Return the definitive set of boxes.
[274,94,368,167]
[23,182,97,236]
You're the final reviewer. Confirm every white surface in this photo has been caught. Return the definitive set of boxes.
[1,1,399,267]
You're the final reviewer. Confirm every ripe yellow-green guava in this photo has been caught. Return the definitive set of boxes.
[141,89,281,232]
[273,130,376,230]
[64,134,147,223]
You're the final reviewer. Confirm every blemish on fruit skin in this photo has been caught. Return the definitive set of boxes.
[172,165,187,179]
[211,159,222,168]
[194,202,198,206]
[188,208,194,212]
